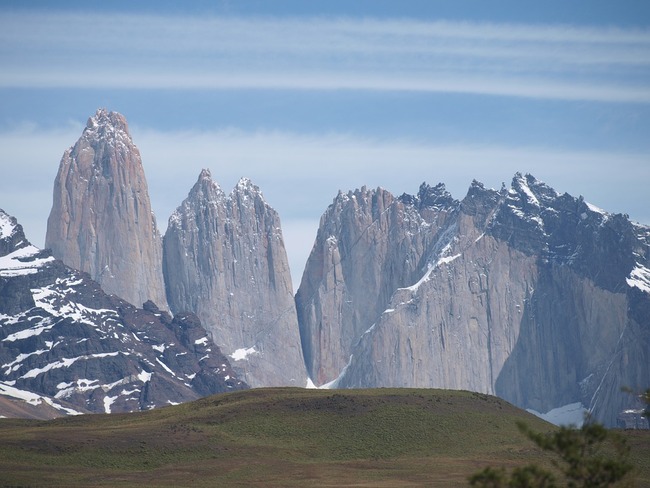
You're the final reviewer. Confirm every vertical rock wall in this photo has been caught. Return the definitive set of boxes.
[45,109,168,309]
[163,169,307,387]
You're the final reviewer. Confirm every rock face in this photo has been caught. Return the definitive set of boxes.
[296,183,457,386]
[45,109,168,309]
[163,169,307,387]
[1,209,246,417]
[296,174,650,426]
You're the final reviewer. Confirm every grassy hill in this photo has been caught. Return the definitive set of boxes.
[0,387,648,487]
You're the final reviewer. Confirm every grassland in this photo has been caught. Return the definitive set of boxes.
[0,387,648,487]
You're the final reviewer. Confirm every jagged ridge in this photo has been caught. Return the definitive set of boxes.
[297,173,650,427]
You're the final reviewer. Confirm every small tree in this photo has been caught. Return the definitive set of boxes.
[469,421,633,488]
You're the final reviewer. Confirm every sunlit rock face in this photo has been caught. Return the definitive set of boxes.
[163,169,308,388]
[296,183,458,386]
[298,174,650,426]
[45,109,168,310]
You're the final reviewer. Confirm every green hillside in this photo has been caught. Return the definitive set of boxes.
[0,388,648,487]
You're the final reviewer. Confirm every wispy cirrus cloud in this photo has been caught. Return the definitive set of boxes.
[1,12,649,102]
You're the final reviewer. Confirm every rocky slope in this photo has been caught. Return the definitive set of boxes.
[45,108,168,309]
[296,174,650,426]
[163,169,307,387]
[1,209,246,416]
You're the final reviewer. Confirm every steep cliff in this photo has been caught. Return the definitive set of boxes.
[45,109,168,309]
[163,169,307,387]
[297,174,650,426]
[1,209,246,417]
[295,183,458,385]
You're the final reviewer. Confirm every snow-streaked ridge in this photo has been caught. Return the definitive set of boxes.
[0,381,83,416]
[0,246,55,277]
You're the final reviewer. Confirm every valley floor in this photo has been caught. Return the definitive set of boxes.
[0,388,648,487]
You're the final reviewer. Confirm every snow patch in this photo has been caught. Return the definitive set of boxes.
[586,201,607,215]
[0,381,83,415]
[30,284,121,329]
[527,402,587,427]
[2,318,56,342]
[103,395,118,414]
[194,336,209,346]
[2,349,49,374]
[320,355,353,389]
[55,379,101,399]
[19,352,122,379]
[138,370,152,383]
[155,357,175,376]
[230,346,258,361]
[403,252,461,292]
[0,381,46,404]
[627,264,650,293]
[0,212,16,239]
[0,246,55,277]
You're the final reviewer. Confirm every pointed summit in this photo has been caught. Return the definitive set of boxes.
[45,109,168,309]
[191,168,225,198]
[198,167,212,180]
[163,170,307,387]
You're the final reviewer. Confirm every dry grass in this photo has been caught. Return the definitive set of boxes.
[0,388,648,487]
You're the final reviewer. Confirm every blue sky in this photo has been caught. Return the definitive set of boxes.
[1,1,649,287]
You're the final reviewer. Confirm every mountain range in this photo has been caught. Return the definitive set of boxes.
[0,207,245,417]
[1,109,648,427]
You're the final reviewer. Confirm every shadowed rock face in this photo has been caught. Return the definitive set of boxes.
[1,209,246,417]
[163,169,308,388]
[297,174,650,426]
[45,109,168,310]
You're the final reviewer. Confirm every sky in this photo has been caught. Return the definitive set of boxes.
[1,1,649,289]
